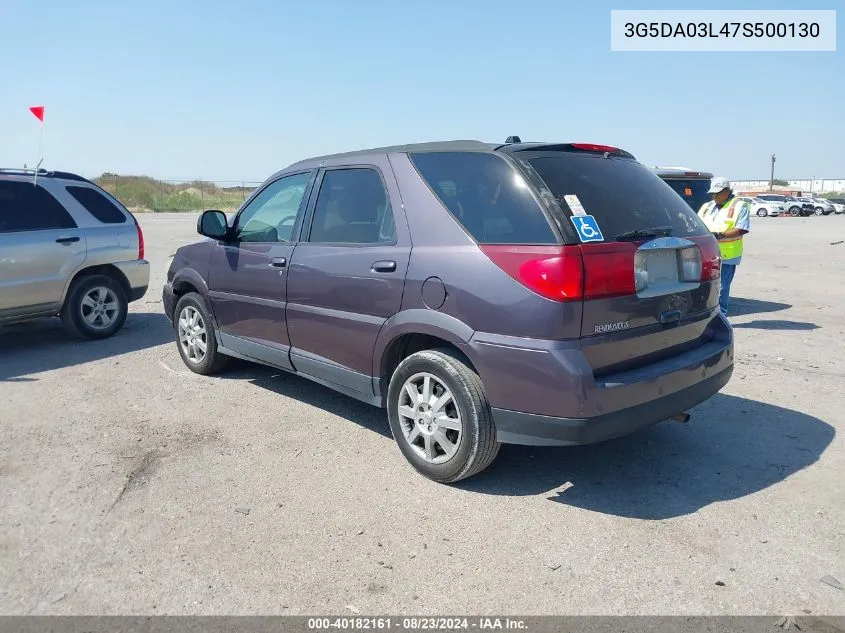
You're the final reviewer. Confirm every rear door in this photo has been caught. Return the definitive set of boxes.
[515,149,721,375]
[285,158,411,396]
[0,179,86,316]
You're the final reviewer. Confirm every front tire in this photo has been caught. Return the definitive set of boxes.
[61,274,128,340]
[387,348,500,483]
[789,206,801,217]
[173,292,230,375]
[815,207,824,216]
[756,208,768,217]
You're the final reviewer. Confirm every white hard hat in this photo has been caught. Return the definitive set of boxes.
[707,176,730,194]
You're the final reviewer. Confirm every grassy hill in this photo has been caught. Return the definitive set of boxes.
[94,174,256,213]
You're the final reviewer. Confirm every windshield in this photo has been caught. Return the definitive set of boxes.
[521,152,709,240]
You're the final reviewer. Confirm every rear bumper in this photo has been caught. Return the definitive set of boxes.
[492,365,732,446]
[471,313,734,446]
[114,259,150,303]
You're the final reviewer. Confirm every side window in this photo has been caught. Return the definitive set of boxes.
[66,186,127,224]
[308,168,396,245]
[408,151,557,245]
[0,181,77,233]
[235,171,312,243]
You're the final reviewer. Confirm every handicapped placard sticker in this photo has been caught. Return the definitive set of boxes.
[570,214,605,243]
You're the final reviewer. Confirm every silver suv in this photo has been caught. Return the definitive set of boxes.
[0,168,149,338]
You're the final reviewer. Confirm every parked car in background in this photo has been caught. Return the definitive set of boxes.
[0,168,149,338]
[756,194,814,216]
[652,167,713,211]
[164,138,733,483]
[736,196,782,217]
[797,197,835,216]
[826,198,845,214]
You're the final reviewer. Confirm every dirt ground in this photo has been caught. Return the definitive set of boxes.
[1,213,844,615]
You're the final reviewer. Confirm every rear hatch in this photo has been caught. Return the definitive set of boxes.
[654,171,713,212]
[507,145,722,376]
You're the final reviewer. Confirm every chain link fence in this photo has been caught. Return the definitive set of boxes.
[94,175,264,213]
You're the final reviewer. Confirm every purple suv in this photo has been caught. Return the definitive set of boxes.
[163,139,733,483]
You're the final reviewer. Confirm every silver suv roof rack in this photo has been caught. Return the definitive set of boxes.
[0,167,50,175]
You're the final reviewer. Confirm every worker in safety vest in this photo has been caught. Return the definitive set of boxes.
[697,176,750,317]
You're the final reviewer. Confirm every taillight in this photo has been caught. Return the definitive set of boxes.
[479,245,583,302]
[689,235,721,281]
[480,242,637,302]
[136,222,145,260]
[580,242,637,299]
[679,246,702,282]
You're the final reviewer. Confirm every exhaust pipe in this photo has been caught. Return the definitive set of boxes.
[670,412,691,423]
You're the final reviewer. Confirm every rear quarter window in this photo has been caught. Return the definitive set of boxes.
[66,186,128,224]
[408,151,558,245]
[525,153,709,240]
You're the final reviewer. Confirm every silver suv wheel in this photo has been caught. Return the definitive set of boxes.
[80,286,120,330]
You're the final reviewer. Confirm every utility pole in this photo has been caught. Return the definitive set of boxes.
[769,154,776,191]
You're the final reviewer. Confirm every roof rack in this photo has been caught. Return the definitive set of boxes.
[0,167,49,176]
[0,167,91,183]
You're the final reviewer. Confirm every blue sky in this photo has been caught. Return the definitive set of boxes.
[1,0,842,183]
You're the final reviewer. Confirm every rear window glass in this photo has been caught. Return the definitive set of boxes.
[408,151,557,245]
[525,153,709,240]
[66,186,127,224]
[661,178,711,212]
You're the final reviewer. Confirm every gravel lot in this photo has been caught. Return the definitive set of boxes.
[1,213,844,616]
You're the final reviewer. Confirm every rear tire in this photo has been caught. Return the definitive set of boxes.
[60,274,128,340]
[789,206,801,217]
[387,348,500,484]
[815,207,824,216]
[173,292,230,375]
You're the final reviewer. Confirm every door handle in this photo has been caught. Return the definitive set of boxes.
[269,257,287,268]
[371,260,396,273]
[55,236,80,244]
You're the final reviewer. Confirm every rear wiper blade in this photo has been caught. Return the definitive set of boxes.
[613,226,673,241]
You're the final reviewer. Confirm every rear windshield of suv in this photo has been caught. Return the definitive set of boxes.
[408,151,558,245]
[660,178,711,212]
[523,152,709,240]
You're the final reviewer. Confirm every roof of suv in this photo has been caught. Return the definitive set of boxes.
[285,139,636,172]
[0,167,93,184]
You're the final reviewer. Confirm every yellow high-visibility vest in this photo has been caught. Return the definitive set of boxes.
[698,197,746,261]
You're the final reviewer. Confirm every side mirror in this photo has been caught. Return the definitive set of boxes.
[197,210,229,240]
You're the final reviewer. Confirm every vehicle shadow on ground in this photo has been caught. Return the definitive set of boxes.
[733,320,820,331]
[729,297,791,317]
[458,394,834,519]
[0,312,173,381]
[222,364,393,440]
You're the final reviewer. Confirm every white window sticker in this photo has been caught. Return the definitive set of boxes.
[564,194,587,216]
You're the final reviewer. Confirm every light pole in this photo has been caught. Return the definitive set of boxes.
[769,154,776,191]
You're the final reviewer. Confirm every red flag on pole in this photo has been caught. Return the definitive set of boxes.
[29,105,45,123]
